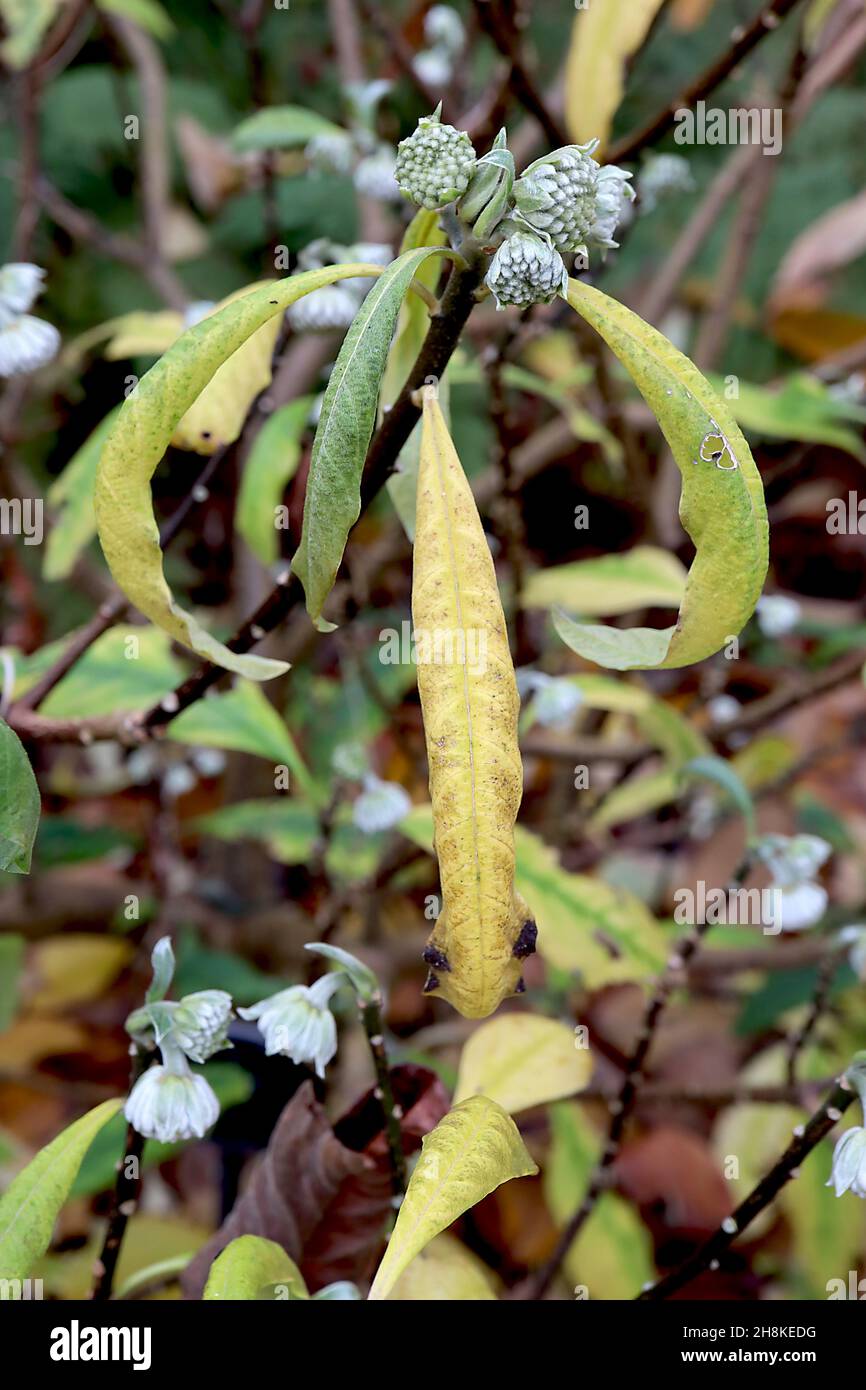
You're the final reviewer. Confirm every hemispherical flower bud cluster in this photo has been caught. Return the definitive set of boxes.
[288,239,393,333]
[485,230,567,311]
[170,989,233,1064]
[513,143,633,256]
[395,109,477,211]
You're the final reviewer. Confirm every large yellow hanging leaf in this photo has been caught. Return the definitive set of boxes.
[367,1096,537,1300]
[95,264,379,680]
[564,0,667,150]
[454,1013,592,1114]
[412,388,535,1019]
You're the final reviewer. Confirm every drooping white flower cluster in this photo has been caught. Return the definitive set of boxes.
[828,1055,866,1200]
[413,5,466,89]
[0,264,60,377]
[123,937,381,1143]
[754,832,832,932]
[304,82,399,204]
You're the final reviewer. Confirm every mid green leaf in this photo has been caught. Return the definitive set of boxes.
[0,721,41,874]
[367,1096,537,1300]
[94,265,380,679]
[203,1235,308,1300]
[523,546,687,616]
[44,407,122,582]
[167,681,319,802]
[237,397,312,564]
[0,1099,122,1280]
[292,246,448,630]
[232,106,345,152]
[559,280,768,670]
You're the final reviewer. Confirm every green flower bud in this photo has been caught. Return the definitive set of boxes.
[395,108,476,210]
[485,230,567,310]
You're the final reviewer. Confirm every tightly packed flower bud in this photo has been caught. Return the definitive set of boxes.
[0,316,60,377]
[513,144,633,256]
[0,263,46,322]
[395,111,476,210]
[170,989,233,1063]
[485,230,567,310]
[305,130,355,176]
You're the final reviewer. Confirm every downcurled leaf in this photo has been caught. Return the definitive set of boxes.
[412,389,534,1019]
[522,546,687,616]
[237,396,313,565]
[0,720,41,873]
[453,1014,592,1114]
[367,1096,537,1300]
[203,1235,308,1301]
[0,1099,122,1280]
[95,264,381,680]
[386,1233,497,1301]
[292,246,449,631]
[564,0,666,149]
[401,804,667,987]
[559,281,768,670]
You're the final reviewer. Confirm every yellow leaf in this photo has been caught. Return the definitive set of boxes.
[412,388,534,1019]
[31,934,133,1012]
[172,284,282,456]
[401,804,668,987]
[368,1096,537,1300]
[565,0,667,150]
[0,1018,87,1071]
[387,1233,497,1300]
[38,1214,210,1300]
[104,310,184,360]
[95,264,380,680]
[454,1014,592,1113]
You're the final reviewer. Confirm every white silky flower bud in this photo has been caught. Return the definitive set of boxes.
[770,881,828,932]
[287,284,360,333]
[124,1045,220,1143]
[828,1125,866,1198]
[485,230,568,310]
[305,130,355,177]
[0,315,60,377]
[587,164,636,249]
[0,263,46,321]
[637,153,694,213]
[755,833,832,888]
[354,145,400,202]
[353,774,412,833]
[424,5,465,56]
[395,111,476,210]
[239,975,342,1076]
[756,594,802,637]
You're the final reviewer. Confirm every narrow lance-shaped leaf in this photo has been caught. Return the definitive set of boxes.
[557,280,768,670]
[412,388,535,1018]
[292,246,448,631]
[367,1096,537,1300]
[237,397,312,565]
[0,1099,122,1281]
[94,264,381,680]
[0,720,41,874]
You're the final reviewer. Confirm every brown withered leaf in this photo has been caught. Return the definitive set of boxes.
[301,1064,449,1291]
[182,1065,448,1297]
[181,1081,365,1297]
